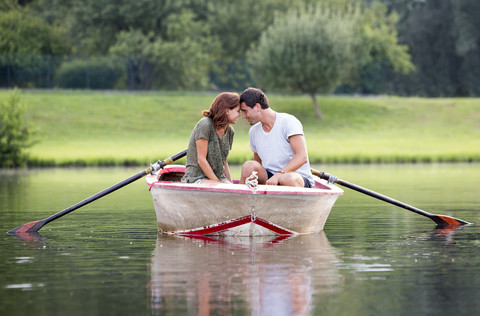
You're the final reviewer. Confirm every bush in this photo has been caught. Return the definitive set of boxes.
[0,89,33,167]
[56,57,125,89]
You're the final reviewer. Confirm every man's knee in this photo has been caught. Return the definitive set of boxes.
[241,160,266,184]
[242,160,261,173]
[280,173,304,187]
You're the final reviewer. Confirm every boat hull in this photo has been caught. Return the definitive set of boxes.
[147,166,343,236]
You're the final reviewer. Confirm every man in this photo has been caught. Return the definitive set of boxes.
[239,87,314,188]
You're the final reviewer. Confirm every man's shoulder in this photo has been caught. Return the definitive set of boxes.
[249,122,262,133]
[277,112,299,121]
[277,112,302,129]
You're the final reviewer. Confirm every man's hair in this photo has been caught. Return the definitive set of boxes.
[239,87,269,109]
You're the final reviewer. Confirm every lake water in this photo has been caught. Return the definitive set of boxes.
[1,164,480,315]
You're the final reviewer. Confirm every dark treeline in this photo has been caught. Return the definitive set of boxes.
[0,0,479,97]
[366,0,480,97]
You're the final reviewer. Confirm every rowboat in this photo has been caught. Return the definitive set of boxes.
[146,165,343,236]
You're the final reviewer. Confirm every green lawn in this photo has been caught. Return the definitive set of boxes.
[3,89,480,166]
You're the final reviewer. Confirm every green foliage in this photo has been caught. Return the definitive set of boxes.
[110,9,221,90]
[339,1,414,93]
[151,9,221,90]
[0,6,66,55]
[1,0,478,96]
[0,89,32,167]
[250,6,356,91]
[375,0,480,96]
[247,1,414,117]
[363,3,413,73]
[202,0,303,90]
[108,30,155,89]
[20,0,304,91]
[51,0,203,56]
[56,57,125,89]
[247,4,362,117]
[0,4,68,88]
[452,0,480,96]
[207,0,300,59]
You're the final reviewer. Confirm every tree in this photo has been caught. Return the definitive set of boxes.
[109,30,159,90]
[206,0,295,90]
[348,1,415,94]
[0,5,68,87]
[247,4,360,118]
[44,0,203,56]
[109,10,221,90]
[247,1,413,118]
[0,89,33,167]
[0,5,66,55]
[451,0,480,96]
[380,0,459,96]
[375,0,480,97]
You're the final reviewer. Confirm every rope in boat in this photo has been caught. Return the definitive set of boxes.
[245,171,258,192]
[245,171,258,223]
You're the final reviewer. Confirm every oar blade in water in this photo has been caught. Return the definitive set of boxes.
[433,214,471,228]
[8,220,46,234]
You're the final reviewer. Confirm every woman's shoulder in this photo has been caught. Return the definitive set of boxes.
[198,116,213,124]
[196,116,214,129]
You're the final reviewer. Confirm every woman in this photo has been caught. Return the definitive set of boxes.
[182,92,241,184]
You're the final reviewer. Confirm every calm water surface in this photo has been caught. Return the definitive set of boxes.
[1,164,480,315]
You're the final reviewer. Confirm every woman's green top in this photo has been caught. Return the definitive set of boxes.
[182,117,234,183]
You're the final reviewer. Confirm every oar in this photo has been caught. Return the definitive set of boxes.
[311,168,470,228]
[8,150,187,235]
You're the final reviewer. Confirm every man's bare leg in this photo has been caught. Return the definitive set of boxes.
[240,160,268,184]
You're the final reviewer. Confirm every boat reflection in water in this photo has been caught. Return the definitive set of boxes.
[148,231,343,315]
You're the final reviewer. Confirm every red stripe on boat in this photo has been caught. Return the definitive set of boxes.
[176,216,252,236]
[176,216,294,236]
[253,217,295,235]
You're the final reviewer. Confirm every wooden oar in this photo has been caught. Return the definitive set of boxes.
[8,150,187,235]
[311,168,470,228]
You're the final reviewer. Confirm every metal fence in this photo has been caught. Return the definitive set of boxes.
[0,55,136,90]
[0,54,252,91]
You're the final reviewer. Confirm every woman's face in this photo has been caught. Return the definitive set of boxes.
[227,105,241,124]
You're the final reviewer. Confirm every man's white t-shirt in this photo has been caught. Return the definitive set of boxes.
[249,113,314,186]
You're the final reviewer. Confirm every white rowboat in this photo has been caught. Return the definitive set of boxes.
[147,165,343,236]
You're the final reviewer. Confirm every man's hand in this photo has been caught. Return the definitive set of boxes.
[266,172,282,185]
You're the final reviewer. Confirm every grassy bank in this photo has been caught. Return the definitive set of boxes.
[2,90,480,166]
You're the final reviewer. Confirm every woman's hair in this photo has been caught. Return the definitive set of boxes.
[202,92,240,130]
[239,87,269,109]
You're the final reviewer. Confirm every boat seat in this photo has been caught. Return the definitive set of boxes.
[157,165,186,182]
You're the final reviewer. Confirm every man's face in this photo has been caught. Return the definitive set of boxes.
[240,102,260,125]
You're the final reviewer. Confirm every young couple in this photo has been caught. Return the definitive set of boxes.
[182,87,314,188]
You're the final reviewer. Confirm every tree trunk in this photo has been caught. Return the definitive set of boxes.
[310,92,323,119]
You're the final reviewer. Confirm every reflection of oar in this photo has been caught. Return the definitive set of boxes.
[311,168,470,228]
[8,150,187,235]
